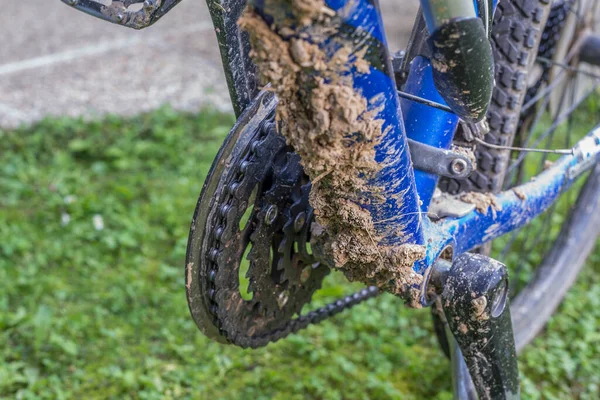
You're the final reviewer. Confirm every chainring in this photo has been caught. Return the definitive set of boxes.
[186,92,334,347]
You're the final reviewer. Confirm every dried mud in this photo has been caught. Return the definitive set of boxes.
[459,191,501,215]
[471,295,489,321]
[451,144,477,169]
[186,262,193,290]
[239,1,425,305]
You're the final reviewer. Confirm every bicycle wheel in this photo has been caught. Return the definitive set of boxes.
[440,0,600,351]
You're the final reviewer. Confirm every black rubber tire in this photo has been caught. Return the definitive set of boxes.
[442,0,553,194]
[511,164,600,351]
[440,0,600,352]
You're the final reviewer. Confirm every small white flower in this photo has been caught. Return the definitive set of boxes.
[93,214,104,231]
[61,213,71,226]
[64,195,76,205]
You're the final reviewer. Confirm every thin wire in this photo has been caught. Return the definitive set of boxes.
[398,90,578,155]
[474,137,574,155]
[396,90,454,113]
[537,56,600,80]
[509,82,600,168]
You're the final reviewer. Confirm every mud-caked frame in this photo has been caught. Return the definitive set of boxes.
[63,0,600,330]
[236,0,600,288]
[59,0,600,398]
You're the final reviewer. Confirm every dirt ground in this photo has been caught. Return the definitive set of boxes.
[0,0,418,128]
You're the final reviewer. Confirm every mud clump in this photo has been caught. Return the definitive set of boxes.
[460,192,501,215]
[471,295,489,321]
[239,2,425,305]
[186,262,193,290]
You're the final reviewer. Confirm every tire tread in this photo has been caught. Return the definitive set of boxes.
[439,0,551,194]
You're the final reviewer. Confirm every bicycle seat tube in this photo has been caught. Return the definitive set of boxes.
[418,0,494,122]
[401,0,495,208]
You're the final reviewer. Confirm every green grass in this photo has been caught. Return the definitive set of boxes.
[0,106,599,399]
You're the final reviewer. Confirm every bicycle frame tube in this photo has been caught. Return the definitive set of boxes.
[402,56,459,208]
[252,0,600,303]
[253,0,425,245]
[403,0,494,207]
[441,126,600,254]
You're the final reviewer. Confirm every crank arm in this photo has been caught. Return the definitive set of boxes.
[433,253,520,400]
[408,139,474,180]
[61,0,184,29]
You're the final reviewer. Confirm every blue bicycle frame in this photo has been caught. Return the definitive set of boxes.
[252,0,600,304]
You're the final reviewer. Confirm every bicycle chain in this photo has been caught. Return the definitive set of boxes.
[203,116,380,349]
[229,286,381,349]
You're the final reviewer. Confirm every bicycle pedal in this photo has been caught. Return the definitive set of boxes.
[61,0,182,29]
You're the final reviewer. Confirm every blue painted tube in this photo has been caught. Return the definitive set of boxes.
[442,129,600,253]
[251,0,424,245]
[441,126,600,254]
[399,0,499,209]
[401,56,459,209]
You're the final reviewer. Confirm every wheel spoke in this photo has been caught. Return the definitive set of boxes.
[536,56,600,80]
[529,82,598,147]
[536,72,574,172]
[508,81,600,173]
[568,0,585,25]
[522,205,555,257]
[521,21,592,114]
[505,88,553,181]
[521,71,568,113]
[566,70,579,204]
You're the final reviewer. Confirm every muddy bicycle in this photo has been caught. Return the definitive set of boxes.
[62,0,600,398]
